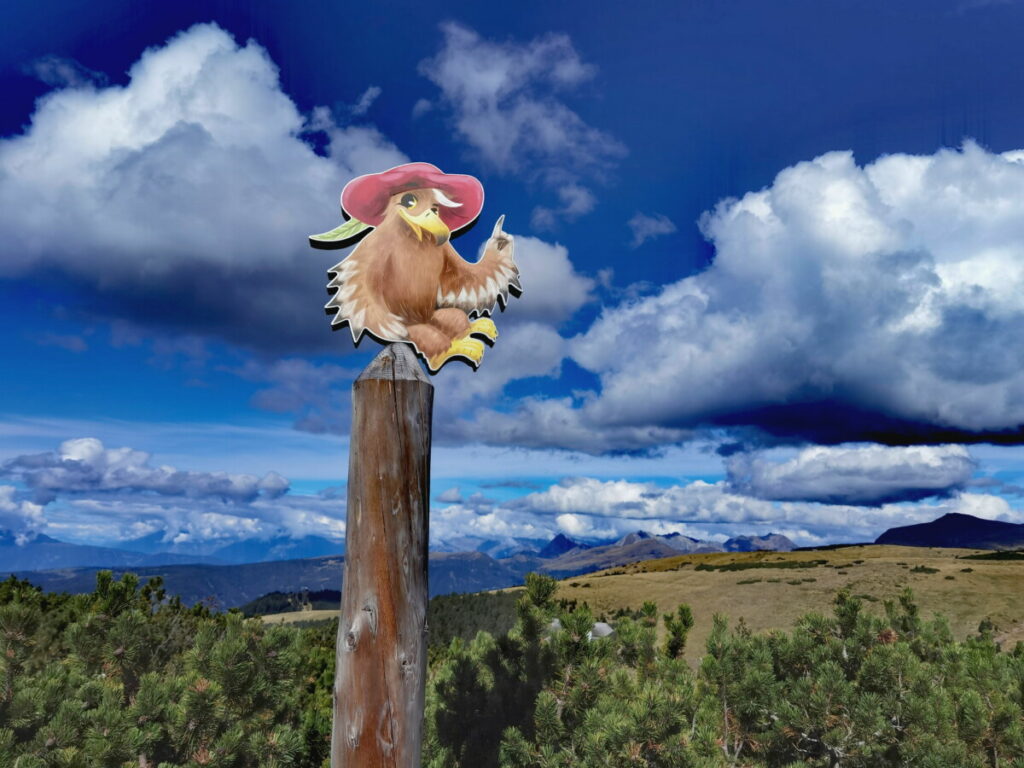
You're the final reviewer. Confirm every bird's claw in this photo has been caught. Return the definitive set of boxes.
[429,337,485,371]
[468,317,498,342]
[490,214,512,251]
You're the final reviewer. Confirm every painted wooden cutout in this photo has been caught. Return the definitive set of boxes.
[310,162,522,373]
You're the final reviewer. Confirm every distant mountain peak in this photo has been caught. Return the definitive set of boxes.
[538,533,585,559]
[0,529,60,547]
[614,530,652,547]
[876,512,1024,550]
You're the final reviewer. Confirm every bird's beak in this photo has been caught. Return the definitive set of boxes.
[398,207,451,246]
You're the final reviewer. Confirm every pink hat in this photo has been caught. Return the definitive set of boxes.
[341,162,484,232]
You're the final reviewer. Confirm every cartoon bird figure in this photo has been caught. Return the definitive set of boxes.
[310,163,520,373]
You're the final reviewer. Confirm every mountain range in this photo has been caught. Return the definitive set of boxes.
[0,530,222,571]
[0,530,345,571]
[5,512,1020,609]
[6,528,795,609]
[1,526,791,575]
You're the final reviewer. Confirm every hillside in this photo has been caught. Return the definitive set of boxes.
[876,512,1024,549]
[539,536,685,576]
[0,530,222,571]
[12,550,527,608]
[13,556,346,609]
[255,544,1024,667]
[7,560,1023,767]
[546,544,1024,663]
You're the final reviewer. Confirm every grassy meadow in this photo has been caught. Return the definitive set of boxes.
[261,544,1024,662]
[553,544,1024,661]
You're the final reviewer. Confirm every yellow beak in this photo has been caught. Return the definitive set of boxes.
[398,207,451,246]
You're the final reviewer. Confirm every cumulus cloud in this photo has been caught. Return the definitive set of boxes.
[727,444,977,505]
[420,22,624,224]
[0,23,407,353]
[442,396,692,454]
[1,438,290,504]
[429,502,553,549]
[513,476,1024,544]
[492,234,595,325]
[57,490,345,550]
[493,142,1024,452]
[628,212,677,248]
[0,437,348,547]
[0,486,47,544]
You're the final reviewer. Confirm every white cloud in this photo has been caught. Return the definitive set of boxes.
[346,85,381,117]
[25,55,108,88]
[628,212,677,248]
[479,233,595,326]
[1,437,290,504]
[0,23,407,352]
[514,476,1024,544]
[0,486,47,543]
[531,184,598,230]
[429,502,552,546]
[533,142,1024,450]
[727,444,977,505]
[0,437,350,547]
[436,487,463,503]
[412,98,433,119]
[420,22,623,225]
[59,490,345,548]
[444,397,692,453]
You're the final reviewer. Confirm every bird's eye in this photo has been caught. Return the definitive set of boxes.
[399,193,417,208]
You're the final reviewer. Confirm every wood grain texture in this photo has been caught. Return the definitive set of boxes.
[332,343,433,768]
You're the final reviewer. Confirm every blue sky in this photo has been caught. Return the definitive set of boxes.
[3,0,1024,551]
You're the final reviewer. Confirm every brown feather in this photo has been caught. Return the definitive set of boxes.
[326,205,445,343]
[437,237,520,317]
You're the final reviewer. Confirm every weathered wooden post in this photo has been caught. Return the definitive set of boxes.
[331,343,432,767]
[310,162,520,768]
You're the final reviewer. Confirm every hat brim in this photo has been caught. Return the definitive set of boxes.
[341,162,484,232]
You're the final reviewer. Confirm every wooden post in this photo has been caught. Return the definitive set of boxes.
[332,344,433,768]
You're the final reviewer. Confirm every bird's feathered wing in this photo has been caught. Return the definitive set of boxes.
[325,250,408,343]
[437,235,520,317]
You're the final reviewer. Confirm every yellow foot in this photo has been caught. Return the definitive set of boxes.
[429,337,485,371]
[468,317,498,342]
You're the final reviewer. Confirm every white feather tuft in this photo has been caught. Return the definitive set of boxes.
[433,189,462,208]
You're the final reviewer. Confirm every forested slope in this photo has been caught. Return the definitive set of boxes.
[2,571,1022,767]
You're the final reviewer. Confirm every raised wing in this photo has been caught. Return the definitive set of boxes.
[438,215,521,317]
[325,249,408,343]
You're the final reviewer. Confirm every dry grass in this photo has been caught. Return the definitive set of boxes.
[262,608,339,625]
[553,545,1024,663]
[260,545,1024,666]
